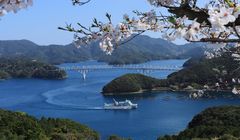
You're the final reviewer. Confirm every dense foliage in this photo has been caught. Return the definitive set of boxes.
[166,50,240,90]
[0,58,67,80]
[39,118,99,140]
[107,135,132,140]
[0,70,10,80]
[158,106,240,140]
[0,109,99,140]
[102,74,162,94]
[0,38,204,65]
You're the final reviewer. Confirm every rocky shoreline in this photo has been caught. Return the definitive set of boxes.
[102,86,232,96]
[102,74,234,96]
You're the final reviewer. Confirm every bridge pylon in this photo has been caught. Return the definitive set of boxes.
[79,69,88,80]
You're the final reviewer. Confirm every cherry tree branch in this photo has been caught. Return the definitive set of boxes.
[194,38,240,43]
[117,30,146,47]
[72,0,91,6]
[233,23,240,39]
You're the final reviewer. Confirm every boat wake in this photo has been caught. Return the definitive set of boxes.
[41,83,105,110]
[41,82,138,110]
[54,104,105,110]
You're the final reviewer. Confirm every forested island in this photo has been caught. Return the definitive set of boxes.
[102,74,162,95]
[102,50,240,95]
[0,58,67,80]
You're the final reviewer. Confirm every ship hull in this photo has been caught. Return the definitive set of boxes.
[104,104,137,110]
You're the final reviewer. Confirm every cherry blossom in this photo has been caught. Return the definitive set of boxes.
[60,0,240,57]
[184,20,200,41]
[147,0,175,7]
[208,5,236,32]
[0,0,91,17]
[0,0,33,16]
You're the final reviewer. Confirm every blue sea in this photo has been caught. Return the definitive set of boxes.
[0,59,240,140]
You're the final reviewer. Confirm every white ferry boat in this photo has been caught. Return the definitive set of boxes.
[104,99,138,110]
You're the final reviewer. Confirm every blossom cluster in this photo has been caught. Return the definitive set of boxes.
[61,0,240,56]
[147,0,175,7]
[61,14,133,55]
[0,0,90,17]
[0,0,33,16]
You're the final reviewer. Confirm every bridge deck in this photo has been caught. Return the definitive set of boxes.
[59,65,182,71]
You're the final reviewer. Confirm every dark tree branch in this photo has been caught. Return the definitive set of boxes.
[181,0,191,7]
[168,6,210,24]
[167,2,240,27]
[233,23,240,39]
[195,38,240,43]
[72,0,91,6]
[117,31,146,47]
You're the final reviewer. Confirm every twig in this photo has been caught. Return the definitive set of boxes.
[117,30,146,47]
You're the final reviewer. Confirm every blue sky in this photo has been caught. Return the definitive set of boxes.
[0,0,158,45]
[0,0,206,45]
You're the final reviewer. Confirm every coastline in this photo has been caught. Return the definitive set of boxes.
[102,87,232,96]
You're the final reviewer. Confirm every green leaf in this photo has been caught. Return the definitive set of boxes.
[168,17,176,24]
[225,0,234,7]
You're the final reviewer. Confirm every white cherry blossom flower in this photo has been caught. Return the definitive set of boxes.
[184,20,200,41]
[163,27,186,41]
[148,0,174,7]
[99,37,114,55]
[208,5,236,32]
[0,0,33,16]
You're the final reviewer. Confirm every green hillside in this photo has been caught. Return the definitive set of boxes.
[158,106,240,140]
[0,109,99,140]
[102,74,162,95]
[0,36,205,65]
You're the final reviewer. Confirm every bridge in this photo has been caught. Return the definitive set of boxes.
[59,65,182,80]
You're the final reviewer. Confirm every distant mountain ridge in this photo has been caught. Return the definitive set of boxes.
[0,35,206,65]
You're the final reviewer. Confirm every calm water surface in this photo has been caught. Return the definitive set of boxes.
[0,60,240,140]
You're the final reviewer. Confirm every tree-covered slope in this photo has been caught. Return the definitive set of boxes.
[0,109,99,140]
[166,51,240,90]
[0,58,67,80]
[107,135,132,140]
[0,40,92,64]
[158,106,240,140]
[102,74,162,94]
[0,36,205,65]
